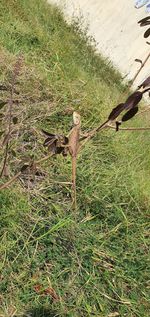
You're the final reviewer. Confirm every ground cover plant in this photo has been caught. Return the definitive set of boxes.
[0,1,150,316]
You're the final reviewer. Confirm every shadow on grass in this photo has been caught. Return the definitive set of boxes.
[22,307,59,317]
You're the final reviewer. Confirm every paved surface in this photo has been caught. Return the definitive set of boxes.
[48,0,150,87]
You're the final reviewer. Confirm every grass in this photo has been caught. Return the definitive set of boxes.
[0,0,150,316]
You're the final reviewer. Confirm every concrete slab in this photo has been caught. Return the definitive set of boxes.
[48,0,150,87]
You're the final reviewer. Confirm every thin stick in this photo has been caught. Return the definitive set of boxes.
[36,154,53,164]
[0,172,21,190]
[108,124,150,131]
[80,120,109,148]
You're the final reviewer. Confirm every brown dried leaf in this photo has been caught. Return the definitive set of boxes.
[44,287,60,301]
[138,16,150,25]
[108,103,125,120]
[124,91,142,109]
[135,58,142,64]
[122,107,139,122]
[144,28,150,38]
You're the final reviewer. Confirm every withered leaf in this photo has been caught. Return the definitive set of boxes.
[135,59,142,64]
[43,129,69,156]
[141,22,150,26]
[42,129,56,138]
[122,107,139,122]
[138,76,150,89]
[144,28,150,38]
[124,91,142,109]
[42,130,68,145]
[108,103,125,120]
[43,137,56,147]
[44,287,60,301]
[138,16,150,25]
[12,117,18,124]
[47,141,57,154]
[0,101,7,109]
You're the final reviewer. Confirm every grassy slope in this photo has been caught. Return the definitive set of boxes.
[0,1,150,316]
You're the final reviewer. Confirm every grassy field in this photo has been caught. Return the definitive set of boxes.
[0,1,150,316]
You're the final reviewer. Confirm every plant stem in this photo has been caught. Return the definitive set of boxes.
[132,52,150,86]
[107,124,150,131]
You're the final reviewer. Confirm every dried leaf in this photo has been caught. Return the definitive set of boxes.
[138,16,150,25]
[44,287,60,301]
[124,91,142,110]
[47,141,57,154]
[43,130,69,156]
[108,103,125,120]
[144,28,150,38]
[42,130,56,138]
[43,137,56,147]
[139,21,150,27]
[122,107,138,122]
[135,59,142,64]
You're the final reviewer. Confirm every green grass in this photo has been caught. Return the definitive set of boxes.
[0,1,150,316]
